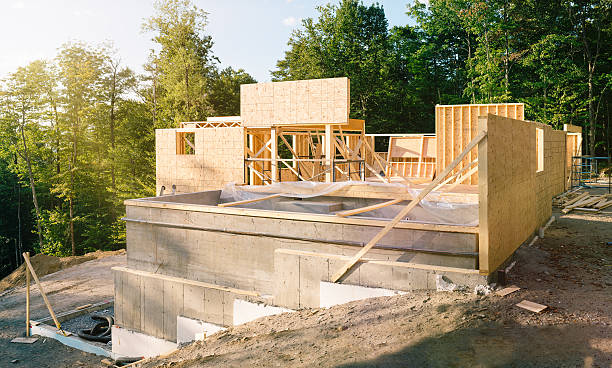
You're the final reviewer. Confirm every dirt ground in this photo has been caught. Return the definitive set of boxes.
[0,252,125,368]
[0,249,126,294]
[1,200,610,368]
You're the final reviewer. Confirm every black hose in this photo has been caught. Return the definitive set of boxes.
[77,314,114,343]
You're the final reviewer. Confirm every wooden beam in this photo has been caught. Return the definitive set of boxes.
[331,130,487,283]
[218,193,282,207]
[432,158,478,192]
[325,124,333,182]
[336,199,403,218]
[444,165,478,192]
[416,135,425,177]
[22,252,65,335]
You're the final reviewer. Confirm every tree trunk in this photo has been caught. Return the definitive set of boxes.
[588,66,595,155]
[19,122,43,249]
[110,69,116,191]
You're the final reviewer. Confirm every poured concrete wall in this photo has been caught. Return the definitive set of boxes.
[124,202,479,297]
[113,267,248,341]
[274,249,487,309]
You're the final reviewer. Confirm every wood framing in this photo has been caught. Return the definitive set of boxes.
[240,78,350,127]
[436,103,524,184]
[331,130,487,282]
[478,114,566,274]
[386,135,436,178]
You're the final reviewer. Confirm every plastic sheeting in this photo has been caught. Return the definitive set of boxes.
[219,181,478,226]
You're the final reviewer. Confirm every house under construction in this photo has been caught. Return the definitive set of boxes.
[111,77,582,356]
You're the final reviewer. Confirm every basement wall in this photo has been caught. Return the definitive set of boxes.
[123,202,479,296]
[155,127,244,194]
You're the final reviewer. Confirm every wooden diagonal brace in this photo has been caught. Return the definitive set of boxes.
[331,130,487,283]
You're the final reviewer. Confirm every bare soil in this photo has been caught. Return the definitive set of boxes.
[0,249,126,293]
[1,203,611,368]
[0,251,125,368]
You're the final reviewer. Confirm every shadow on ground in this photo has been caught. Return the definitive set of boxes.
[337,322,610,368]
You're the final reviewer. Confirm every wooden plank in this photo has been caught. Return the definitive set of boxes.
[516,300,547,313]
[331,130,487,282]
[496,285,520,296]
[218,193,282,207]
[445,166,479,192]
[11,337,38,344]
[22,252,65,335]
[336,199,403,218]
[25,252,30,337]
[417,135,425,177]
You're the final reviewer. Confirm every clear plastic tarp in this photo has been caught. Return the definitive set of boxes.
[220,181,478,226]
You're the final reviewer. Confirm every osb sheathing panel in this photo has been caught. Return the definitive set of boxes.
[240,77,350,127]
[478,114,568,274]
[156,127,244,194]
[436,103,524,184]
[478,114,537,274]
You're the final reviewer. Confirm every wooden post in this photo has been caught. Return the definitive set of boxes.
[331,130,487,282]
[25,252,30,337]
[271,128,278,182]
[22,252,65,335]
[325,124,333,182]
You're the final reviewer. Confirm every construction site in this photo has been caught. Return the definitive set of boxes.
[1,77,611,367]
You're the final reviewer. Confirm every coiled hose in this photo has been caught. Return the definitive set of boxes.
[77,314,114,343]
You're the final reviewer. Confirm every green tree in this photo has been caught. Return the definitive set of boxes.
[208,67,256,116]
[143,0,217,124]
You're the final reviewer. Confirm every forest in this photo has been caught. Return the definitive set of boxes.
[0,0,610,278]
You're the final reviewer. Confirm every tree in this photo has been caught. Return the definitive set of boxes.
[143,0,218,124]
[207,67,256,116]
[56,42,106,255]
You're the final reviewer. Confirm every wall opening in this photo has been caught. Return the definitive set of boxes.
[536,128,544,172]
[176,132,196,155]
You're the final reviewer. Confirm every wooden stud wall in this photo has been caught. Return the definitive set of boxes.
[156,127,245,194]
[386,135,436,178]
[563,124,582,190]
[436,103,524,184]
[240,78,350,127]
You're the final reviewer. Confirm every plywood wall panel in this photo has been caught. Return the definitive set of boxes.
[478,114,566,274]
[241,77,350,127]
[436,103,525,184]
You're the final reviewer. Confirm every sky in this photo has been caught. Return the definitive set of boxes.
[0,0,415,82]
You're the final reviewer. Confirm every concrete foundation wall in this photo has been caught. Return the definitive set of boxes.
[125,204,479,296]
[273,249,487,309]
[113,267,246,341]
